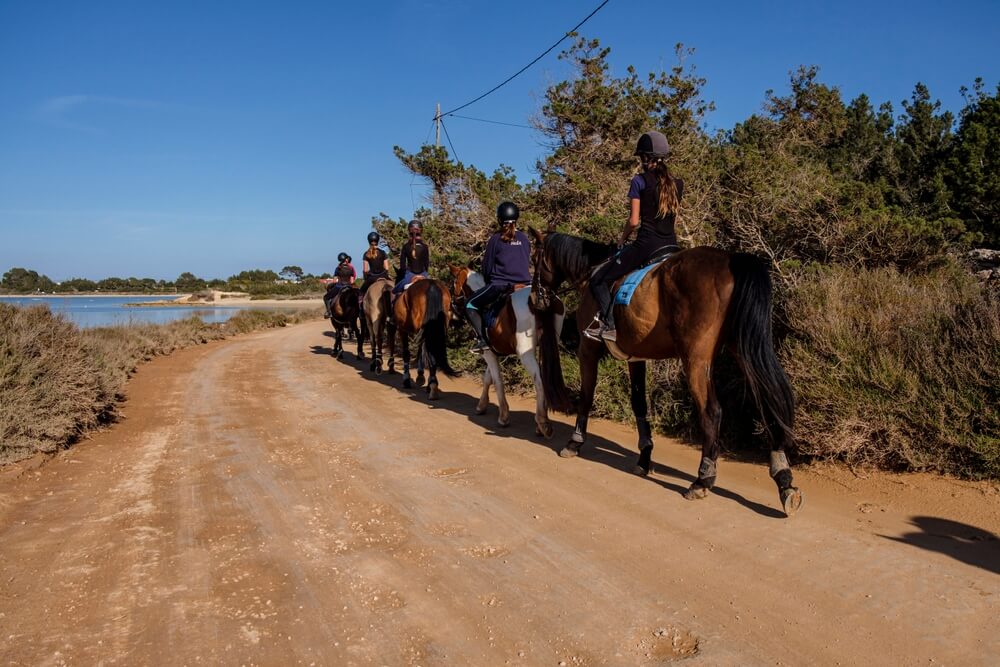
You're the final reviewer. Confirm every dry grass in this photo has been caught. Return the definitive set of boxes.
[0,305,323,465]
[783,263,999,477]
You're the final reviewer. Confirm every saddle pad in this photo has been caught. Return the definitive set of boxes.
[614,260,666,306]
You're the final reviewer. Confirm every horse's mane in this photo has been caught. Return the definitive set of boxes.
[545,233,615,282]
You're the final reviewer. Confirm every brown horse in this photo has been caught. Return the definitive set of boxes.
[387,278,457,399]
[529,229,802,517]
[324,283,363,360]
[449,265,563,437]
[362,277,393,374]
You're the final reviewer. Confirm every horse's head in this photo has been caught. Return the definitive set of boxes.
[448,264,470,300]
[528,228,555,288]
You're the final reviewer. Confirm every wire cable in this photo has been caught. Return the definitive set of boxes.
[437,0,610,119]
[440,118,460,164]
[449,114,533,129]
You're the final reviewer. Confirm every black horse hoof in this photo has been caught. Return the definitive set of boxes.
[781,487,803,517]
[633,463,651,477]
[683,484,710,501]
[415,373,426,387]
[375,365,383,376]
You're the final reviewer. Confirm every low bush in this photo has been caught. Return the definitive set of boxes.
[0,305,322,465]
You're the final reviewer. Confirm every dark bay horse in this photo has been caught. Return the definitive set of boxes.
[325,284,363,360]
[388,278,457,399]
[362,277,393,374]
[529,229,802,517]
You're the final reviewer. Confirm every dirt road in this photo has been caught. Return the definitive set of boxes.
[1,320,998,666]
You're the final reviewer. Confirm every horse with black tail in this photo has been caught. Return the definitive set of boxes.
[388,278,458,399]
[324,282,363,360]
[529,229,802,517]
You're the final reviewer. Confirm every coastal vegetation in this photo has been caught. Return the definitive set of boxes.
[383,36,1000,478]
[0,304,322,465]
[0,267,332,297]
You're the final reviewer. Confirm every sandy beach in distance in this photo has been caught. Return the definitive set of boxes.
[125,290,325,309]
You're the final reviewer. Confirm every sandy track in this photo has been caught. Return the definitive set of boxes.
[1,320,998,665]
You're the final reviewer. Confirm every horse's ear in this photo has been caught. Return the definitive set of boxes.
[529,226,545,244]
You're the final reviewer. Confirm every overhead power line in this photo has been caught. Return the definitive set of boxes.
[449,114,533,129]
[437,0,610,119]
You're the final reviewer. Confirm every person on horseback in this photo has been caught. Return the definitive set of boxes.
[360,231,389,296]
[337,252,357,284]
[466,201,531,353]
[392,219,431,295]
[323,260,356,316]
[584,130,684,342]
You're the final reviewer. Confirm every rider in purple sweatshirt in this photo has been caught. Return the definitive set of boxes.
[466,201,531,353]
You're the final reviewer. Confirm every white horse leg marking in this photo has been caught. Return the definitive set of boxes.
[483,350,508,426]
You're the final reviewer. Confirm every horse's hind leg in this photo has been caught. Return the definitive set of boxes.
[401,332,413,388]
[356,317,366,359]
[682,356,722,501]
[414,330,426,387]
[628,361,654,476]
[427,366,440,400]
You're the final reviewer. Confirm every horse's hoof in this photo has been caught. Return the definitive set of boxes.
[402,378,412,389]
[633,464,651,477]
[475,404,488,415]
[536,422,554,439]
[428,385,440,400]
[781,487,803,517]
[497,417,510,428]
[559,442,581,458]
[683,484,710,501]
[375,365,383,376]
[415,374,426,387]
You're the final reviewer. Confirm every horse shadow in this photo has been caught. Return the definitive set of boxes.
[881,516,1000,575]
[330,349,784,519]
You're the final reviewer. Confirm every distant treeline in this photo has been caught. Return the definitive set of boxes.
[383,36,999,478]
[0,266,332,296]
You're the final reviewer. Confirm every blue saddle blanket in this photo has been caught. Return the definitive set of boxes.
[614,260,665,306]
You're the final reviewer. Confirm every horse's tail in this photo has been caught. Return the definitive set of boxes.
[422,281,458,377]
[535,304,574,414]
[725,253,794,447]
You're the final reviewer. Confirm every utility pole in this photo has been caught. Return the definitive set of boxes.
[435,103,441,148]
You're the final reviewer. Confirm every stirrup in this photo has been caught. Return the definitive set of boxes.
[582,317,604,342]
[470,339,489,354]
[599,326,617,343]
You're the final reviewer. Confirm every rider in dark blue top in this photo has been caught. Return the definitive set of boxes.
[585,130,683,343]
[466,201,531,353]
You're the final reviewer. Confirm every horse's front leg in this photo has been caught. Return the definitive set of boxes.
[356,316,366,359]
[628,361,655,476]
[482,351,508,427]
[386,321,396,374]
[476,365,492,415]
[519,345,552,439]
[561,337,601,458]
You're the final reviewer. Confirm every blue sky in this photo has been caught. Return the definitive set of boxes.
[1,0,997,281]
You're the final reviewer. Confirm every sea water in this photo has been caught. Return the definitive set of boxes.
[0,295,264,329]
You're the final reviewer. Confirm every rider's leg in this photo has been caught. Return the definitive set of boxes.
[466,284,505,352]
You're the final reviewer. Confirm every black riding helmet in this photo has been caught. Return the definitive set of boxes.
[634,130,670,158]
[497,201,519,225]
[407,219,423,233]
[337,252,348,263]
[367,231,380,244]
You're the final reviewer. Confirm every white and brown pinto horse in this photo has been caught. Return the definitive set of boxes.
[449,265,564,437]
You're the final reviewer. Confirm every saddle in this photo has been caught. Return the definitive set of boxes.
[483,284,527,332]
[612,245,679,307]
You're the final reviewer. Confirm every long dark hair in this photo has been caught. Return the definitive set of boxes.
[644,157,679,219]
